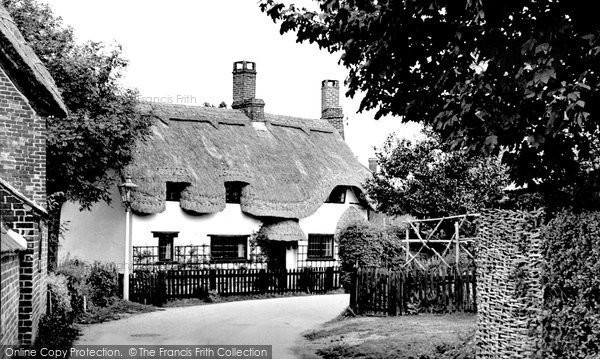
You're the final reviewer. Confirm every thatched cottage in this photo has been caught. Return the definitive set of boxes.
[0,4,67,349]
[59,61,370,271]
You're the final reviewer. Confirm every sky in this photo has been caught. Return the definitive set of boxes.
[40,0,421,165]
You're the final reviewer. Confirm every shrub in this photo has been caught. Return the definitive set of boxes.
[338,222,407,289]
[539,210,600,358]
[47,273,72,316]
[56,259,90,315]
[37,274,78,351]
[87,262,119,307]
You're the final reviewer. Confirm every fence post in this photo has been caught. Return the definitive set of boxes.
[454,221,460,268]
[209,269,217,291]
[258,269,268,293]
[325,267,334,292]
[156,271,166,306]
[405,227,410,263]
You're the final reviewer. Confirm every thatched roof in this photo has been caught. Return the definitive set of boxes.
[0,5,67,117]
[127,102,370,219]
[258,219,305,242]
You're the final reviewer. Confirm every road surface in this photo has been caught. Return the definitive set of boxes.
[76,294,349,358]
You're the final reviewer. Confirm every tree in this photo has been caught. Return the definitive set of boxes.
[260,0,600,209]
[3,0,151,266]
[364,131,509,219]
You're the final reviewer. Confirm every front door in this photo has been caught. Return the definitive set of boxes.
[268,242,287,271]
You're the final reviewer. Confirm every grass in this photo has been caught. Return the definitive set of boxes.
[295,313,477,359]
[76,299,160,324]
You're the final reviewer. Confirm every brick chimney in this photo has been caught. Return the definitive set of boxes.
[232,61,265,121]
[321,80,344,139]
[368,158,378,173]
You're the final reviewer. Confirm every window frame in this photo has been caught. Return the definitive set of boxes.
[325,186,347,204]
[166,182,188,202]
[209,235,249,262]
[224,182,244,204]
[307,234,335,260]
[152,231,178,262]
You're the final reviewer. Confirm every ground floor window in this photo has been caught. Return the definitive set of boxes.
[307,234,334,259]
[152,231,178,262]
[210,235,248,261]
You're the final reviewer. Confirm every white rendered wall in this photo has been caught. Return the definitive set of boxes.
[131,202,261,247]
[59,185,126,268]
[60,187,367,269]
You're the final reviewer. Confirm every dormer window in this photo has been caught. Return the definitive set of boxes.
[325,186,347,204]
[225,182,244,204]
[166,182,188,202]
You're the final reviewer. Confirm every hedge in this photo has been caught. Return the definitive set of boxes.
[539,210,600,358]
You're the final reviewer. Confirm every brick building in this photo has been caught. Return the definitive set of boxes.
[0,4,67,351]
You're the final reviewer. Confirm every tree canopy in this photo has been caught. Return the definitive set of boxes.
[260,0,600,209]
[3,0,151,209]
[365,131,509,218]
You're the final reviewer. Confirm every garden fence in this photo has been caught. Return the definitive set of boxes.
[349,267,476,316]
[128,267,340,306]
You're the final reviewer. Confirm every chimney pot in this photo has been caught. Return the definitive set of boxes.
[368,158,378,173]
[232,60,265,121]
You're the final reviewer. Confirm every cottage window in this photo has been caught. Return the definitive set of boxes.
[152,231,178,262]
[308,234,334,259]
[225,182,244,204]
[166,182,188,202]
[325,186,346,204]
[210,235,248,261]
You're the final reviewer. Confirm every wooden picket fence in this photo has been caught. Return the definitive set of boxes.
[349,267,477,316]
[129,267,340,306]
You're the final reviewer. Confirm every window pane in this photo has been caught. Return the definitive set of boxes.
[325,186,346,204]
[308,234,334,258]
[158,237,174,261]
[166,182,188,202]
[211,235,248,261]
[225,182,243,204]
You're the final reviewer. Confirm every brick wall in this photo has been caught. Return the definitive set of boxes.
[0,187,47,346]
[321,80,345,139]
[0,61,48,347]
[0,253,20,348]
[0,66,47,206]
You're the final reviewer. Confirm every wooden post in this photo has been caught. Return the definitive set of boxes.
[405,227,410,264]
[325,267,334,292]
[209,269,217,291]
[454,221,460,269]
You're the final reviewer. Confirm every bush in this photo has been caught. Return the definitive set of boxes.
[338,222,406,288]
[56,259,121,314]
[36,274,78,351]
[539,210,600,358]
[87,262,119,307]
[56,259,90,315]
[47,273,72,316]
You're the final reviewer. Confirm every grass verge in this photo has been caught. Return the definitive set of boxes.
[76,299,159,324]
[295,313,476,359]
